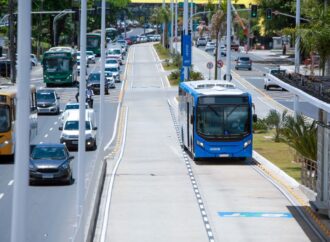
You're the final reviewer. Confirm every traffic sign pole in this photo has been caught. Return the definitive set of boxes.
[225,0,231,81]
[183,0,189,81]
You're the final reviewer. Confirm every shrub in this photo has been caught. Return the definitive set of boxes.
[189,70,204,80]
[253,118,268,133]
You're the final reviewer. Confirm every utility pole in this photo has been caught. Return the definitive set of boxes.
[225,0,231,81]
[295,0,300,73]
[11,0,31,241]
[9,0,16,83]
[183,0,189,81]
[99,0,106,146]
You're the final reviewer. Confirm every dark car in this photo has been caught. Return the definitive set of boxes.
[235,56,252,70]
[36,89,60,115]
[87,72,109,95]
[29,144,74,185]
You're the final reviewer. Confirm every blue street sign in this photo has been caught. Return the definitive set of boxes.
[182,35,192,67]
[218,212,293,218]
[180,67,185,82]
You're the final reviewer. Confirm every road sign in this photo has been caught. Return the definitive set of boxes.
[207,62,213,69]
[182,35,192,67]
[217,60,223,68]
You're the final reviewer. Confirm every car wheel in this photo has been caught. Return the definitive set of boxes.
[282,88,286,91]
[266,86,270,90]
[105,90,109,95]
[235,67,238,70]
[66,174,74,185]
[249,68,252,71]
[56,107,60,115]
[264,85,267,89]
[93,142,97,151]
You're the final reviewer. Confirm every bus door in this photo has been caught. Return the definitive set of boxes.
[187,97,194,152]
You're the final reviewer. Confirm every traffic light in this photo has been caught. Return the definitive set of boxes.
[266,8,272,20]
[251,5,258,18]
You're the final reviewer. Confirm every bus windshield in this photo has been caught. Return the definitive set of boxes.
[0,105,10,132]
[44,58,70,72]
[196,97,250,139]
[87,37,100,48]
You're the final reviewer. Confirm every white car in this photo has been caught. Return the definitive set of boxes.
[60,102,89,127]
[205,41,216,52]
[59,109,97,151]
[196,37,207,47]
[105,66,120,82]
[86,51,96,64]
[264,69,286,90]
[105,58,120,68]
[76,52,89,67]
[106,48,123,65]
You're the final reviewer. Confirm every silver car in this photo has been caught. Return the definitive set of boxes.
[36,89,60,115]
[235,56,252,71]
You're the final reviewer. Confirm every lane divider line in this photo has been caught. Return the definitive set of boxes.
[0,193,4,200]
[100,107,128,242]
[167,100,216,242]
[8,180,14,186]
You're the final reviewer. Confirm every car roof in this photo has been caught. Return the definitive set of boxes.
[37,89,55,93]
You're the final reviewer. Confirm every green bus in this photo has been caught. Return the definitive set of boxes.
[87,33,101,57]
[42,47,78,87]
[106,28,119,42]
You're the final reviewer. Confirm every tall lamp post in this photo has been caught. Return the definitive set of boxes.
[225,0,231,80]
[294,0,300,73]
[11,0,31,241]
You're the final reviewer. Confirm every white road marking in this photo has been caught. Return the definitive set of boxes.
[44,134,48,138]
[39,141,43,144]
[8,180,14,186]
[0,193,4,200]
[54,121,57,125]
[49,127,53,131]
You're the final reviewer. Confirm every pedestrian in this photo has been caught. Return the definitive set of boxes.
[282,44,287,55]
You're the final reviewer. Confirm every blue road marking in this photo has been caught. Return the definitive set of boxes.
[218,212,293,218]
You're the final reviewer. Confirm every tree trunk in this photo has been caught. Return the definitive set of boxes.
[325,57,330,76]
[214,31,219,79]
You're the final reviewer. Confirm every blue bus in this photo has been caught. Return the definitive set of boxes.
[178,80,257,160]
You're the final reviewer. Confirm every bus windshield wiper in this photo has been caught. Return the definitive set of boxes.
[226,104,240,118]
[207,105,220,117]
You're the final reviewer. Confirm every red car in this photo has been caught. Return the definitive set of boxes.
[125,38,133,45]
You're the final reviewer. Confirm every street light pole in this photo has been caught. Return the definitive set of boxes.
[11,0,31,241]
[183,0,189,80]
[225,0,231,80]
[77,0,87,219]
[295,0,301,73]
[162,0,165,47]
[99,0,106,145]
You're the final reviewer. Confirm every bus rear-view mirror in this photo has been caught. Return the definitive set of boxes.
[253,114,258,123]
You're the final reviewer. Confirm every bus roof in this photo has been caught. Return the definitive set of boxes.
[0,84,36,100]
[48,46,75,53]
[180,80,248,96]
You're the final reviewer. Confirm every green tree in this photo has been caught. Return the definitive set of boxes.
[151,7,170,48]
[210,10,225,79]
[298,0,330,76]
[265,109,288,142]
[282,114,317,161]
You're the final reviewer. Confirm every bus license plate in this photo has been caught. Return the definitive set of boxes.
[219,154,229,157]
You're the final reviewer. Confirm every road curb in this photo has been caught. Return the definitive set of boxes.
[85,159,107,242]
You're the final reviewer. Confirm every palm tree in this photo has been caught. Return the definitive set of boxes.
[298,0,330,76]
[150,7,170,48]
[210,10,225,79]
[265,109,288,142]
[282,114,317,161]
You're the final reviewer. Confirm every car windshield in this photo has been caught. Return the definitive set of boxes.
[64,121,91,130]
[108,49,121,55]
[270,70,286,75]
[105,67,118,72]
[44,58,70,72]
[239,57,250,61]
[88,73,100,81]
[37,92,55,101]
[0,105,10,132]
[65,104,79,110]
[31,146,67,160]
[86,51,94,56]
[106,59,117,64]
[196,97,250,139]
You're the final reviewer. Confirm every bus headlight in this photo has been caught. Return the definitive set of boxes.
[0,139,11,147]
[244,140,251,148]
[196,140,204,148]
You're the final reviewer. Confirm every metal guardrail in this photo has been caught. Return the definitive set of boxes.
[300,156,317,192]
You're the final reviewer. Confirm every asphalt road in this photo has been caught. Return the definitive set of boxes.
[98,43,319,242]
[0,46,125,241]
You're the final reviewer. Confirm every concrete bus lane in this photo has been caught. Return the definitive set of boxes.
[0,56,123,241]
[99,43,207,242]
